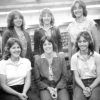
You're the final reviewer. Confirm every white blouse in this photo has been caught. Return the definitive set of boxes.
[71,52,99,79]
[0,58,32,86]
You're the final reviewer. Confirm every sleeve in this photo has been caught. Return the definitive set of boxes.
[0,60,6,75]
[33,29,41,55]
[26,32,34,68]
[34,56,49,90]
[2,30,10,53]
[56,57,67,89]
[56,28,62,52]
[71,54,78,71]
[89,20,99,53]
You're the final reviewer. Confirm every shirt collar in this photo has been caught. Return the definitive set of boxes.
[41,52,57,58]
[6,57,23,65]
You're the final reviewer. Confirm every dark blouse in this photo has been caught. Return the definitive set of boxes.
[34,54,67,90]
[34,27,62,55]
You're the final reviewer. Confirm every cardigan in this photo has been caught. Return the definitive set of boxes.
[34,54,67,90]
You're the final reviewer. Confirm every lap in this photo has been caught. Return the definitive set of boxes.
[89,85,100,100]
[58,88,69,100]
[40,88,69,100]
[73,85,87,100]
[40,90,52,100]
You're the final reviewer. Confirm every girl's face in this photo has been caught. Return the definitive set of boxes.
[10,42,21,59]
[13,14,23,28]
[73,2,83,18]
[78,36,89,51]
[43,40,53,54]
[42,13,51,25]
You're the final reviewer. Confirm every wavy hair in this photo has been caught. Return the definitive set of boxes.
[7,10,25,30]
[39,8,54,26]
[40,36,57,54]
[75,31,94,55]
[71,0,87,18]
[3,38,23,60]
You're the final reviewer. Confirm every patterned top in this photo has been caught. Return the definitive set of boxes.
[67,18,95,45]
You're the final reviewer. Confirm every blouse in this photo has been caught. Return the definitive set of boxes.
[0,58,32,86]
[71,51,99,79]
[67,18,95,44]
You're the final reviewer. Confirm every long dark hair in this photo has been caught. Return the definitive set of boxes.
[3,38,23,60]
[7,10,25,30]
[75,31,94,55]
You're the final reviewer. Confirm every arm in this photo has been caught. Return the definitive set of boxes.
[22,71,31,95]
[74,71,85,90]
[34,30,40,55]
[91,24,99,53]
[2,30,10,53]
[0,74,25,100]
[56,58,67,89]
[56,28,62,52]
[34,56,49,89]
[26,32,34,67]
[67,32,72,62]
[89,53,100,90]
[71,54,85,90]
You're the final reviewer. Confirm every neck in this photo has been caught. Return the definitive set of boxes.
[11,56,20,62]
[45,52,54,59]
[43,24,51,29]
[14,26,21,31]
[76,16,85,23]
[80,49,88,55]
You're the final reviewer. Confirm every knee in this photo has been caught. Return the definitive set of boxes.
[58,88,69,100]
[40,90,51,100]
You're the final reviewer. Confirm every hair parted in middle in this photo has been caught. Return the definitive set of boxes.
[7,10,25,30]
[3,38,23,60]
[75,31,94,55]
[71,0,87,18]
[39,8,54,26]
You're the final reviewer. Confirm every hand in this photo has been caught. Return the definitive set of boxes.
[22,92,28,99]
[17,93,27,100]
[47,87,57,99]
[83,87,91,97]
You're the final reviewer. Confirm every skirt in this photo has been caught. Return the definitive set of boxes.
[0,84,24,100]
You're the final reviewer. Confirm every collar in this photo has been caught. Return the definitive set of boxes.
[41,52,57,58]
[39,25,54,30]
[6,57,23,65]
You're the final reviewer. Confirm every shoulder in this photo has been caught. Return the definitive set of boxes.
[34,28,43,36]
[71,52,78,61]
[0,60,6,69]
[34,55,41,62]
[85,18,96,26]
[21,58,31,64]
[34,28,42,33]
[93,52,100,59]
[67,21,75,30]
[3,29,11,36]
